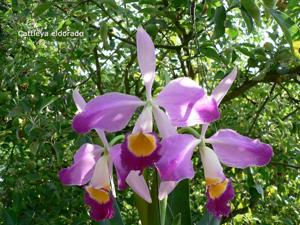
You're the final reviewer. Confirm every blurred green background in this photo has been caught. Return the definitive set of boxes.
[0,0,299,224]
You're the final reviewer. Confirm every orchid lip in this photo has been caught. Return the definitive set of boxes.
[121,131,161,172]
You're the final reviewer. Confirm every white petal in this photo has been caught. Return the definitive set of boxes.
[152,104,177,138]
[158,181,177,200]
[200,147,224,180]
[90,155,110,188]
[126,171,152,203]
[133,106,153,133]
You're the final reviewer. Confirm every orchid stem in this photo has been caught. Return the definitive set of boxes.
[148,171,165,225]
[178,127,200,138]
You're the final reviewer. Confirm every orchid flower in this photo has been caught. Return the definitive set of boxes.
[60,90,153,220]
[71,28,220,201]
[59,91,115,221]
[69,89,153,203]
[158,68,274,218]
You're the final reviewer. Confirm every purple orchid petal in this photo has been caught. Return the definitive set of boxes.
[73,89,86,112]
[110,144,152,202]
[59,144,102,186]
[158,181,177,200]
[152,105,177,138]
[156,134,198,182]
[84,187,114,221]
[72,93,144,133]
[211,67,237,106]
[206,129,273,168]
[126,171,152,203]
[206,179,235,218]
[136,27,156,99]
[110,144,130,190]
[156,77,220,126]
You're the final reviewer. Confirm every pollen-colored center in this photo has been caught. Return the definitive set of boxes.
[206,178,228,199]
[127,132,157,157]
[86,186,110,204]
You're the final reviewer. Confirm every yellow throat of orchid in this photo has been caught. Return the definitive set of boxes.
[127,132,157,157]
[206,178,228,199]
[86,186,110,204]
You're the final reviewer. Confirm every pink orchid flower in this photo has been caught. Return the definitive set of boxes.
[71,28,220,201]
[59,90,153,221]
[158,68,273,217]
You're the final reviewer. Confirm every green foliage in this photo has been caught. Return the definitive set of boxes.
[0,0,299,224]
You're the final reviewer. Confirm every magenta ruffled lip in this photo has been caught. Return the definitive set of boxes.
[84,191,115,221]
[206,179,235,218]
[120,132,161,173]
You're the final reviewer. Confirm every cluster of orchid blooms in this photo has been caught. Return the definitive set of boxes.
[59,28,273,221]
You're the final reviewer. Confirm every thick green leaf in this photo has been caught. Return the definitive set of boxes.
[268,9,300,52]
[134,194,149,225]
[33,3,51,17]
[213,6,226,39]
[172,0,188,8]
[148,171,162,225]
[263,0,276,8]
[202,47,220,61]
[38,96,59,113]
[241,7,254,34]
[241,0,261,26]
[167,180,191,225]
[198,210,221,225]
[100,23,110,50]
[172,214,181,225]
[98,199,125,225]
[109,199,125,225]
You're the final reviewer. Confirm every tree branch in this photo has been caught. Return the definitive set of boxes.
[247,83,277,135]
[93,46,103,94]
[223,65,300,103]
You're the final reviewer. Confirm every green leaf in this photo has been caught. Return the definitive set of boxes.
[241,0,261,26]
[202,47,220,61]
[172,0,188,8]
[29,141,39,155]
[33,3,51,17]
[98,220,111,225]
[100,23,110,50]
[38,96,59,113]
[198,210,221,225]
[134,194,149,225]
[102,0,118,9]
[172,213,181,225]
[235,45,253,57]
[167,180,191,225]
[268,9,300,53]
[226,28,239,40]
[2,209,16,225]
[213,6,226,39]
[52,142,63,166]
[241,7,254,34]
[140,0,157,4]
[109,199,125,225]
[263,0,276,8]
[98,199,125,225]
